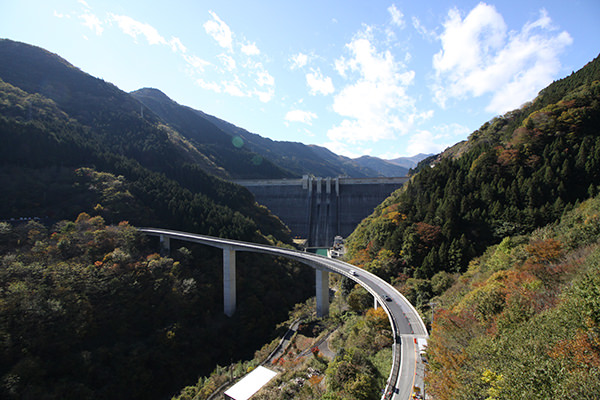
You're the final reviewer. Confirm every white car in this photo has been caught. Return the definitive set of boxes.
[350,269,358,276]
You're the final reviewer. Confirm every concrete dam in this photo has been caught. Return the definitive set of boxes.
[235,176,410,247]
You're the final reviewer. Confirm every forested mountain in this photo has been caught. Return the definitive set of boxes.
[342,54,600,397]
[0,39,409,186]
[387,153,433,169]
[425,194,600,399]
[0,39,317,400]
[0,215,314,400]
[129,88,294,180]
[346,53,600,285]
[3,36,599,400]
[0,39,292,241]
[352,155,409,177]
[131,88,386,178]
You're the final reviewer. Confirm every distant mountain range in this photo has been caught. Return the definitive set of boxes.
[352,153,432,176]
[131,87,427,178]
[0,39,422,183]
[0,38,427,237]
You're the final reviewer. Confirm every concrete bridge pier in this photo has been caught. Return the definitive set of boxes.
[159,235,170,256]
[153,235,330,318]
[315,268,330,317]
[223,246,237,317]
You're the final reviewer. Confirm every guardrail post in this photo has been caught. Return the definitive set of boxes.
[159,235,170,256]
[223,246,236,317]
[315,268,329,317]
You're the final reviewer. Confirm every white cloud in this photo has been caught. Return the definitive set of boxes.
[204,11,233,50]
[241,42,260,56]
[328,31,419,144]
[388,4,405,28]
[306,68,334,95]
[109,13,187,56]
[219,53,236,71]
[255,69,274,87]
[77,0,91,9]
[285,110,317,125]
[406,131,445,155]
[406,123,471,155]
[184,54,211,73]
[321,139,372,159]
[53,11,70,19]
[254,88,275,103]
[168,37,186,53]
[222,76,247,97]
[80,13,103,35]
[196,78,221,93]
[110,14,166,45]
[412,16,436,41]
[290,53,309,70]
[433,4,572,113]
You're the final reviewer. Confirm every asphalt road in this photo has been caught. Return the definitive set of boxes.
[138,228,428,400]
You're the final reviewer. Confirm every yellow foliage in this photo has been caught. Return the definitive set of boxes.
[481,369,503,400]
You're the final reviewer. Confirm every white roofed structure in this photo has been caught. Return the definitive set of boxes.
[224,366,278,400]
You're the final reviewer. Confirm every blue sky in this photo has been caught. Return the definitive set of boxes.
[2,1,599,158]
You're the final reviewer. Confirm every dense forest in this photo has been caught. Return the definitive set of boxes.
[343,55,600,398]
[427,194,600,399]
[345,54,600,314]
[2,37,600,400]
[172,277,394,400]
[0,39,318,399]
[0,215,313,399]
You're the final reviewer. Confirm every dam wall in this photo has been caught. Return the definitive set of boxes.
[235,176,409,247]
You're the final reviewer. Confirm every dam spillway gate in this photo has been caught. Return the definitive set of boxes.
[235,176,409,247]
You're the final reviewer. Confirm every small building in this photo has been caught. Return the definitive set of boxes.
[224,366,278,400]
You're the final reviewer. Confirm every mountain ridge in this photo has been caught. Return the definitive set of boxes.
[0,39,292,243]
[132,87,395,178]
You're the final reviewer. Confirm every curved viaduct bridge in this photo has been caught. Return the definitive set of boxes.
[139,227,428,400]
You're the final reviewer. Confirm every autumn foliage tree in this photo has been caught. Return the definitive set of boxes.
[425,195,600,399]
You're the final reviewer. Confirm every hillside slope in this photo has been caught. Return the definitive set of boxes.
[345,53,600,305]
[189,105,383,177]
[426,194,600,399]
[0,39,290,242]
[0,215,314,400]
[130,88,294,179]
[353,155,409,177]
[340,52,600,400]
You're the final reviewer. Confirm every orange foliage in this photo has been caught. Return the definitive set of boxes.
[497,147,520,167]
[382,204,407,225]
[525,238,564,264]
[308,375,323,386]
[414,222,442,245]
[349,248,372,268]
[365,307,389,331]
[426,309,478,400]
[550,331,600,369]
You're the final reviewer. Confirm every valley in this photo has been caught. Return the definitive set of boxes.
[1,37,599,400]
